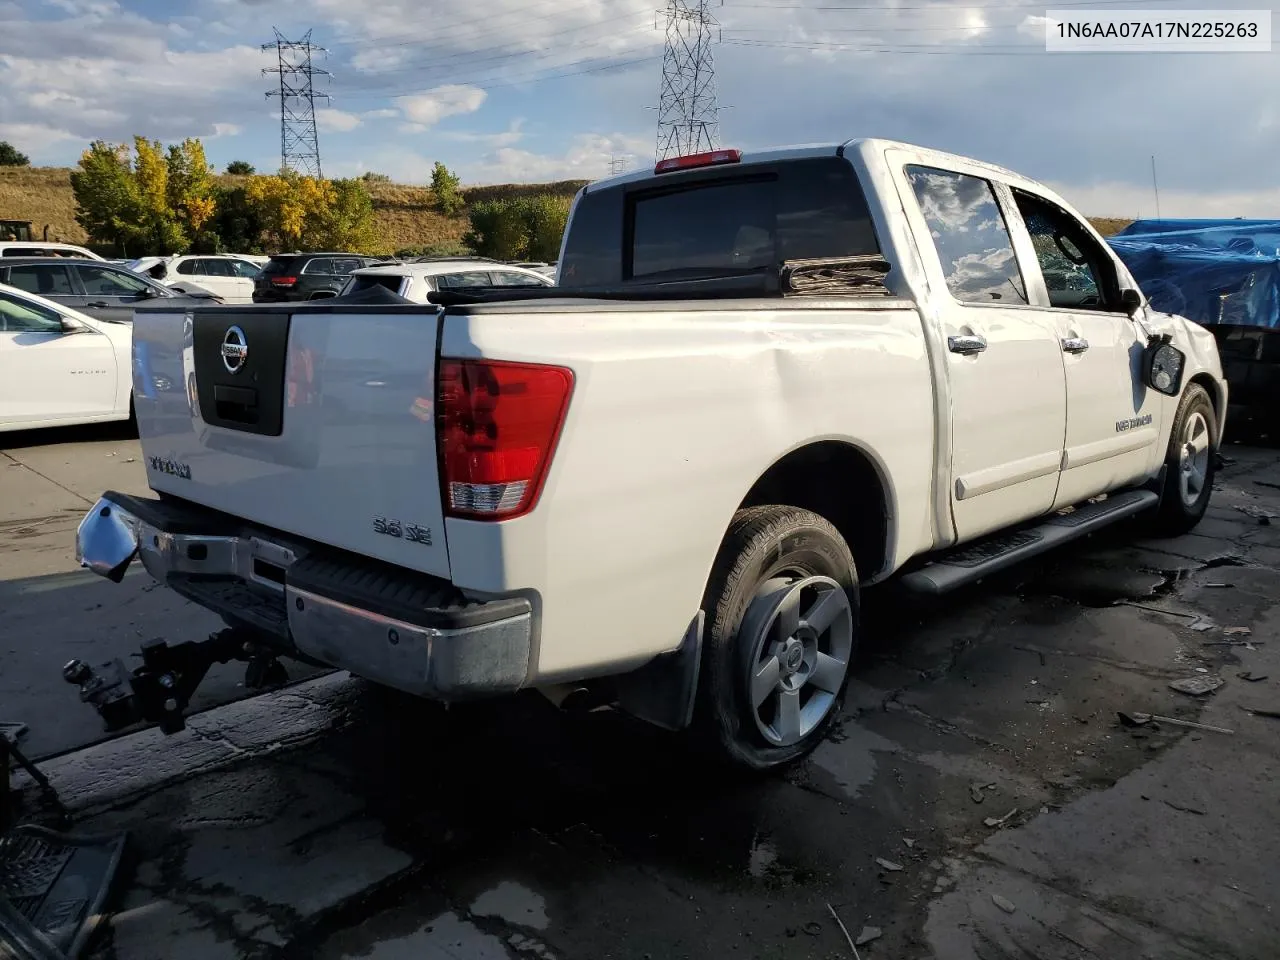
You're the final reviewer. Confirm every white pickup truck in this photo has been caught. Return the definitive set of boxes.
[73,138,1226,771]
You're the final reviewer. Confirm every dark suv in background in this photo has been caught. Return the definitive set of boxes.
[253,253,386,303]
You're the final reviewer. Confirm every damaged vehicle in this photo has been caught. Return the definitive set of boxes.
[70,139,1226,772]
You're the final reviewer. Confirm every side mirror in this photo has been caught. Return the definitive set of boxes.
[1120,288,1143,316]
[60,318,88,335]
[1142,333,1185,397]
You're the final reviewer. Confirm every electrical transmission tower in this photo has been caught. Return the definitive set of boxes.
[262,29,331,178]
[654,0,722,161]
[608,154,631,175]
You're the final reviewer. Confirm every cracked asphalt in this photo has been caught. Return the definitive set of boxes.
[6,425,1280,959]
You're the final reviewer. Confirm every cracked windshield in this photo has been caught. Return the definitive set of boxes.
[2,1,1279,958]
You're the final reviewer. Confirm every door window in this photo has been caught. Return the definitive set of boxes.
[331,258,363,275]
[301,258,334,276]
[490,270,549,287]
[176,259,201,275]
[437,271,494,289]
[76,266,149,296]
[229,260,261,278]
[1012,190,1118,310]
[0,291,63,333]
[905,165,1028,306]
[5,264,74,297]
[200,258,238,277]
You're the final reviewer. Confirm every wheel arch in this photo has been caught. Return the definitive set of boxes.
[735,438,894,583]
[1188,372,1226,444]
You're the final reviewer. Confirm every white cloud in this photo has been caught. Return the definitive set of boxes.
[395,85,487,128]
[440,119,526,149]
[210,123,243,138]
[316,107,363,133]
[463,132,652,184]
[1048,181,1280,220]
[361,108,399,120]
[0,122,78,153]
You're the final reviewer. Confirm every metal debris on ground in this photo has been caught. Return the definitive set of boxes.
[1242,705,1280,720]
[1254,480,1280,490]
[1190,619,1216,632]
[983,808,1018,828]
[856,925,883,947]
[1235,504,1277,523]
[969,784,985,804]
[1169,676,1225,696]
[826,903,861,960]
[1223,626,1252,636]
[1238,672,1269,682]
[1119,712,1233,734]
[802,920,823,936]
[1204,583,1234,589]
[991,894,1017,914]
[1163,799,1207,815]
[902,837,916,849]
[875,857,903,872]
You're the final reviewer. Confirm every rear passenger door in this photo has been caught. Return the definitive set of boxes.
[1006,188,1158,507]
[1,263,78,311]
[894,156,1067,542]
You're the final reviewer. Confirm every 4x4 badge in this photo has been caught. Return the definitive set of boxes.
[221,325,248,374]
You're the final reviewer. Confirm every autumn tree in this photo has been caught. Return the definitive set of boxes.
[431,161,464,216]
[244,171,380,253]
[70,135,217,255]
[0,141,29,166]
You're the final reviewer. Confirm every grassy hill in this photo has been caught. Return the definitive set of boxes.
[0,166,589,254]
[0,165,1132,253]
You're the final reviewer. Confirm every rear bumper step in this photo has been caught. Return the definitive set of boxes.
[75,491,533,699]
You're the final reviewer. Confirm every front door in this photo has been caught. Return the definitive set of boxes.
[896,159,1067,543]
[0,290,117,425]
[1007,188,1159,509]
[71,263,152,323]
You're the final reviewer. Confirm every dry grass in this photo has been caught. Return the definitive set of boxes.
[0,164,1133,251]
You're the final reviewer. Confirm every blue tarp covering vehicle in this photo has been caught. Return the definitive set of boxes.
[1107,219,1280,434]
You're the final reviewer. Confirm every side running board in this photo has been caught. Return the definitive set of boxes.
[900,488,1160,596]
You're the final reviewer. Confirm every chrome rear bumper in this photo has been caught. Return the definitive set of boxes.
[76,492,533,699]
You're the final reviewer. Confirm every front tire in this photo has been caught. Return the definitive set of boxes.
[694,505,859,772]
[1152,383,1217,536]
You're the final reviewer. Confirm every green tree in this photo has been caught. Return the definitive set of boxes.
[314,178,381,252]
[203,185,265,253]
[518,195,571,261]
[360,171,391,184]
[70,141,146,254]
[463,199,527,259]
[225,160,255,175]
[431,161,464,216]
[244,172,381,253]
[462,195,570,261]
[166,138,216,245]
[0,141,29,166]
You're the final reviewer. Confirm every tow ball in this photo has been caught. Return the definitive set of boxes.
[62,628,289,735]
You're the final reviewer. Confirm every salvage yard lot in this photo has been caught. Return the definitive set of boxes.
[6,425,1280,958]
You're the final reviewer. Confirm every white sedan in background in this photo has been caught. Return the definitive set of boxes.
[0,282,134,432]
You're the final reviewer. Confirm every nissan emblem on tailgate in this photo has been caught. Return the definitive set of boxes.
[221,325,248,374]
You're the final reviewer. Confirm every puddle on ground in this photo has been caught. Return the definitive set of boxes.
[809,722,899,799]
[351,911,512,959]
[469,880,549,931]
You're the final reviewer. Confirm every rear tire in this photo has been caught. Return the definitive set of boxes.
[693,505,859,772]
[1151,383,1217,536]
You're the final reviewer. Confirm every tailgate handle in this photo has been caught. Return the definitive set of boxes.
[213,383,260,424]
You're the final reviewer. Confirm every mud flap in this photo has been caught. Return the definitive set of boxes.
[0,826,127,960]
[614,611,704,732]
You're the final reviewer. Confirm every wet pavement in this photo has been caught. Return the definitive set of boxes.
[8,442,1280,959]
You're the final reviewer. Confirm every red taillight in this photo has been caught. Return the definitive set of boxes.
[654,148,742,174]
[436,358,574,521]
[270,276,297,286]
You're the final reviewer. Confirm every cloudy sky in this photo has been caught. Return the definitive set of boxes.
[0,0,1276,216]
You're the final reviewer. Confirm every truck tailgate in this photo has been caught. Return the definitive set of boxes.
[132,303,451,579]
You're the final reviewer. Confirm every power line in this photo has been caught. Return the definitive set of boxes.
[656,0,722,161]
[262,28,331,179]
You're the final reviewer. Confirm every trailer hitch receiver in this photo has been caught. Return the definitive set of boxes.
[63,628,288,735]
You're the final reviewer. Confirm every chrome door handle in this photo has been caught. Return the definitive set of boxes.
[947,334,987,356]
[86,301,110,308]
[1061,337,1089,354]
